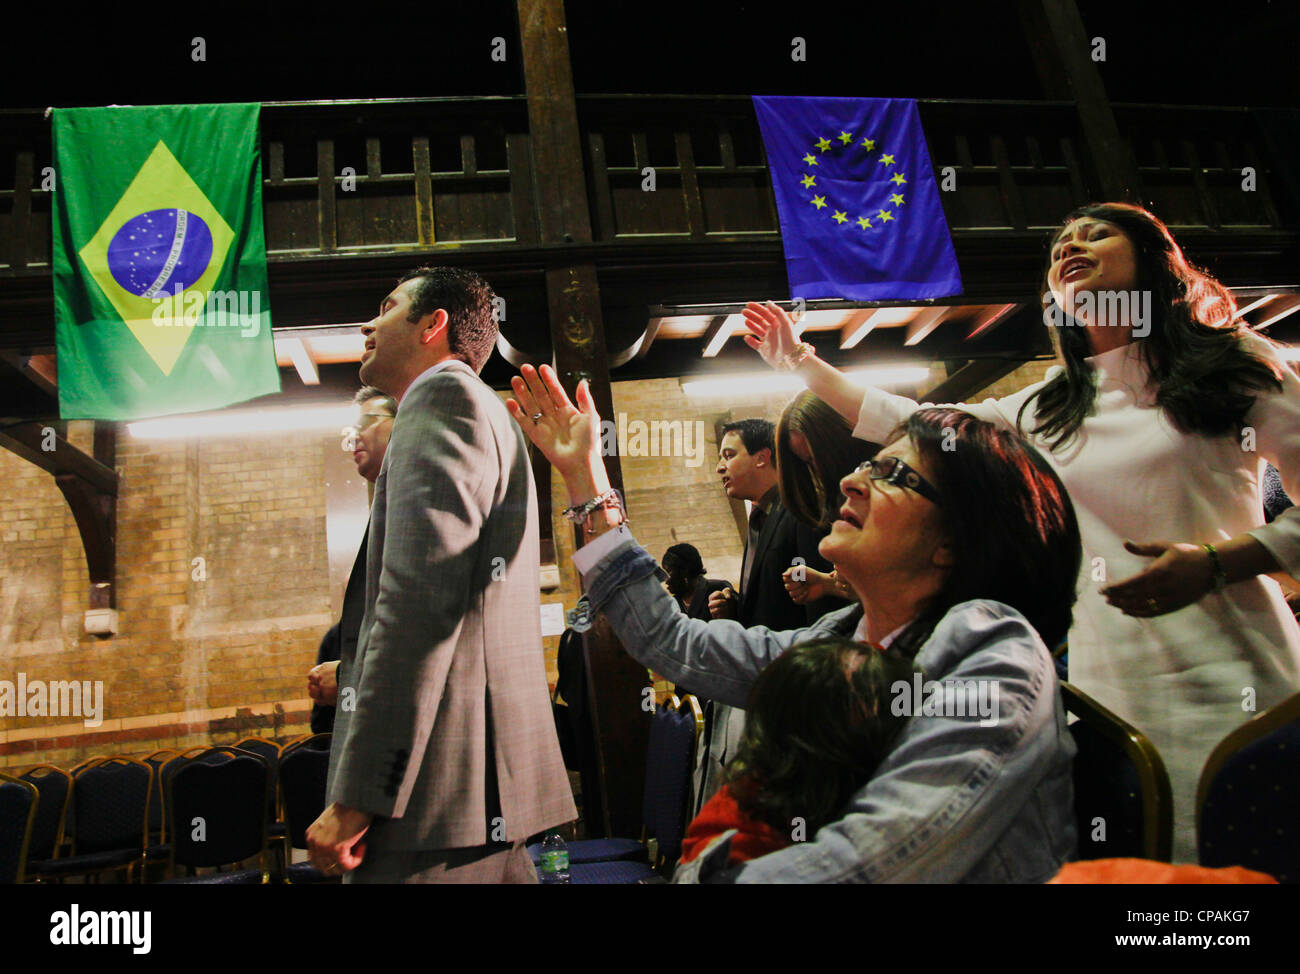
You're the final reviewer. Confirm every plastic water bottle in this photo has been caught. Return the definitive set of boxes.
[539,832,570,884]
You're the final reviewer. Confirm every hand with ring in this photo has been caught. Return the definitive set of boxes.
[305,801,372,876]
[1100,539,1216,617]
[506,365,605,486]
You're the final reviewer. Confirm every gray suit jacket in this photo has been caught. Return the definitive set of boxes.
[327,360,576,850]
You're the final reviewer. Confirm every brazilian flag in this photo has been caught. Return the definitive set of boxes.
[52,104,280,420]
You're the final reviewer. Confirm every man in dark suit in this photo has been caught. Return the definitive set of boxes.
[307,386,396,735]
[662,543,730,622]
[697,418,836,811]
[307,266,575,883]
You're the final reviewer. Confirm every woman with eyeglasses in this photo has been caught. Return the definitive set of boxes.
[742,202,1300,862]
[509,366,1081,882]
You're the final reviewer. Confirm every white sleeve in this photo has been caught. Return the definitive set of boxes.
[1243,339,1300,575]
[851,371,1058,444]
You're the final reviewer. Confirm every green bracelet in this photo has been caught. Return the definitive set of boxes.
[1203,543,1228,591]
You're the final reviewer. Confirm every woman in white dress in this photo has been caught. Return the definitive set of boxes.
[742,201,1300,862]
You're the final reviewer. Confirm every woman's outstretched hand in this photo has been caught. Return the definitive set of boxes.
[1099,539,1214,617]
[507,364,609,502]
[742,300,802,369]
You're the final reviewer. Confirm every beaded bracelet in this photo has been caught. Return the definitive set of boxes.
[776,342,815,373]
[1203,542,1227,591]
[562,488,626,530]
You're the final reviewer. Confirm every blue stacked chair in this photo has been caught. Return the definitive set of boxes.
[159,746,271,883]
[534,695,702,884]
[18,764,72,881]
[38,756,152,882]
[0,771,40,884]
[1063,682,1172,862]
[1199,690,1300,883]
[278,733,338,883]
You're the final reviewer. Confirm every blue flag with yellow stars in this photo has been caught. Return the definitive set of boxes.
[752,95,962,301]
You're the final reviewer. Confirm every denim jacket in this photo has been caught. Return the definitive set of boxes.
[577,530,1077,883]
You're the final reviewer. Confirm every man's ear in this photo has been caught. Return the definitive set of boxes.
[419,307,449,346]
[754,446,773,468]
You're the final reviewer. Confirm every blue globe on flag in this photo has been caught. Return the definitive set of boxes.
[106,208,214,299]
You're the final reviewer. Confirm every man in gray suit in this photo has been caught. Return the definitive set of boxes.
[307,266,575,883]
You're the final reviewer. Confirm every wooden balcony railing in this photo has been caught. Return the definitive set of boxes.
[1,96,1295,279]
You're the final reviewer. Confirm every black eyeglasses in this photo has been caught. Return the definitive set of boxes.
[853,456,942,505]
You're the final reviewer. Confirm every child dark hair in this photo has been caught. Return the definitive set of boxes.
[724,638,914,838]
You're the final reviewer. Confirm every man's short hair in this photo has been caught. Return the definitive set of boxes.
[353,386,397,415]
[398,266,498,374]
[721,418,775,458]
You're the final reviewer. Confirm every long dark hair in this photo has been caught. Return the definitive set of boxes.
[887,408,1082,659]
[726,638,913,836]
[1020,202,1283,448]
[776,391,880,527]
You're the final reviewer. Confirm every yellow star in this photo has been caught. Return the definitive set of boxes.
[890,193,905,206]
[878,209,893,222]
[801,174,816,188]
[803,153,818,166]
[879,154,896,166]
[857,216,872,229]
[815,137,832,152]
[861,137,876,151]
[811,195,827,209]
[891,172,907,185]
[838,130,854,144]
[833,210,848,224]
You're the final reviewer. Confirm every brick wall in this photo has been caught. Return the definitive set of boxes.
[0,424,331,770]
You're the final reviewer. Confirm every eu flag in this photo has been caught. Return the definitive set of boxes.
[753,95,962,301]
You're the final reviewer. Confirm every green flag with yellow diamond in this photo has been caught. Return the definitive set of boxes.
[52,103,280,420]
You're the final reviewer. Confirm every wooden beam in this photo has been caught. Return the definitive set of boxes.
[1234,294,1276,321]
[1018,0,1139,201]
[839,309,881,349]
[966,303,1021,340]
[922,357,1027,404]
[634,316,663,359]
[277,337,320,385]
[701,314,740,358]
[413,137,436,245]
[0,422,118,494]
[316,139,337,252]
[518,0,646,840]
[0,421,119,612]
[904,307,948,346]
[1255,295,1300,330]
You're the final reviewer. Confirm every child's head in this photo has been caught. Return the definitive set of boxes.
[725,638,914,838]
